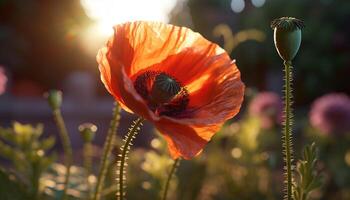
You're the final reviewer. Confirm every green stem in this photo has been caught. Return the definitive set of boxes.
[283,60,294,200]
[301,192,307,200]
[30,162,40,200]
[84,142,93,199]
[101,184,118,197]
[52,109,73,200]
[162,158,180,200]
[93,103,121,200]
[117,117,144,200]
[83,142,93,176]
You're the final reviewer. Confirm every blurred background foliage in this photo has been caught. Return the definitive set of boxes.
[1,91,349,199]
[0,0,350,200]
[184,0,350,104]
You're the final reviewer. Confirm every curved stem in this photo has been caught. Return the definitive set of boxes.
[93,103,121,200]
[117,117,144,200]
[52,109,73,200]
[162,158,180,200]
[283,60,294,200]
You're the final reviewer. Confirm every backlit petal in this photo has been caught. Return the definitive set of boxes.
[109,21,220,79]
[97,45,157,120]
[151,51,245,125]
[98,21,245,159]
[154,117,221,159]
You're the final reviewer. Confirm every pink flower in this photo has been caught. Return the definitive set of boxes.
[0,66,7,95]
[249,92,283,129]
[310,93,350,135]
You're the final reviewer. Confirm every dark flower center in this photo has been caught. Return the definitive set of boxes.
[134,71,189,116]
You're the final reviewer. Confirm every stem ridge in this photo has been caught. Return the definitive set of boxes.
[117,118,144,200]
[283,60,294,200]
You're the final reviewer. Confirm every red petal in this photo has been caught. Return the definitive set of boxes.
[150,50,245,125]
[109,21,221,78]
[97,45,157,120]
[155,117,221,159]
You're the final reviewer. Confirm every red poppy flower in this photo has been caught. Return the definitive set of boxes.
[97,21,245,159]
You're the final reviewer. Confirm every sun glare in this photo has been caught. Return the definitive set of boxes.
[81,0,179,36]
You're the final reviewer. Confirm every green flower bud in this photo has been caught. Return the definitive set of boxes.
[45,90,62,110]
[271,17,305,61]
[79,123,97,143]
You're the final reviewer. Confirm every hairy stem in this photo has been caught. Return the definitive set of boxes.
[283,60,294,200]
[117,118,144,200]
[162,158,180,200]
[93,103,121,200]
[52,109,73,200]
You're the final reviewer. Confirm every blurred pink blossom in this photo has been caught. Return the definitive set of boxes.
[0,66,7,95]
[249,92,283,129]
[310,93,350,135]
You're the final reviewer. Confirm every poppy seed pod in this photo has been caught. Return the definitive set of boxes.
[79,123,98,143]
[150,73,181,105]
[45,90,62,110]
[271,17,304,61]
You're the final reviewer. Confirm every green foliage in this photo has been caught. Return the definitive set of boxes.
[142,151,173,180]
[0,167,29,200]
[0,122,56,199]
[177,159,206,200]
[293,143,322,200]
[129,115,284,200]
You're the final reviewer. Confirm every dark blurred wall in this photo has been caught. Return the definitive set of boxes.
[0,0,99,96]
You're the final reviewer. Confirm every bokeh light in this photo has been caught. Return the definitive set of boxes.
[231,0,245,13]
[231,147,243,158]
[251,0,266,7]
[80,0,179,36]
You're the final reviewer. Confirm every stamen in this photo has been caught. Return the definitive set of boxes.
[134,71,159,100]
[157,88,189,117]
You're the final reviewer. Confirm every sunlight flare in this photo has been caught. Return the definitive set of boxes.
[81,0,179,36]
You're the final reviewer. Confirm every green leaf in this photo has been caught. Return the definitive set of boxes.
[0,140,15,159]
[293,143,323,200]
[0,122,56,196]
[0,127,15,143]
[40,136,56,150]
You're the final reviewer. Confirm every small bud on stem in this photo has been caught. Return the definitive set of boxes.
[79,123,98,143]
[45,90,62,110]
